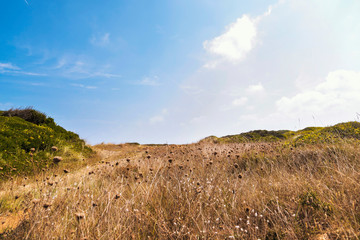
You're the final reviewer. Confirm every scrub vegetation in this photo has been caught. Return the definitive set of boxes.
[0,108,93,178]
[207,121,360,146]
[1,110,360,239]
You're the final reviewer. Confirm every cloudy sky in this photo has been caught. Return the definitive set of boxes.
[1,0,360,144]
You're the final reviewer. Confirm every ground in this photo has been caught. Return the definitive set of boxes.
[1,141,360,239]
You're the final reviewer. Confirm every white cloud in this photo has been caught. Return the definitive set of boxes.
[55,58,67,69]
[277,70,360,115]
[149,109,168,124]
[91,72,121,78]
[246,83,265,94]
[180,85,204,95]
[0,63,20,71]
[90,33,110,47]
[203,15,257,63]
[232,97,248,106]
[137,76,161,86]
[0,62,46,76]
[71,83,98,89]
[57,59,121,79]
[190,116,206,124]
[202,4,276,68]
[149,115,164,124]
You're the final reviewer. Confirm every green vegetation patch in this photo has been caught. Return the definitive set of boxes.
[207,122,360,145]
[292,122,360,145]
[0,108,92,178]
[216,130,292,143]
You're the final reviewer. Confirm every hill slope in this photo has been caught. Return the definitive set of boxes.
[1,140,360,239]
[0,108,92,178]
[1,119,360,239]
[202,121,360,145]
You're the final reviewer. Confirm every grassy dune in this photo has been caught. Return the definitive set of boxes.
[1,118,360,239]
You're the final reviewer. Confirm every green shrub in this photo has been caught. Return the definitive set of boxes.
[0,109,92,178]
[292,122,360,145]
[295,190,333,238]
[217,130,292,143]
[1,107,48,125]
[210,121,360,145]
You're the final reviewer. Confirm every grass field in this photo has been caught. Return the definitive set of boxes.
[1,111,360,239]
[1,137,360,239]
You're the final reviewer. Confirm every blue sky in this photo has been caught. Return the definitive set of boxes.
[1,0,360,144]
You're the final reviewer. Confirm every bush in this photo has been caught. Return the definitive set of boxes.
[1,107,48,125]
[0,108,92,178]
[218,130,291,143]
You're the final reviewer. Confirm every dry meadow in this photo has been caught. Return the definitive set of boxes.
[1,141,360,239]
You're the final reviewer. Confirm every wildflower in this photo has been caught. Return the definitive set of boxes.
[32,199,41,204]
[43,202,52,209]
[75,213,85,221]
[53,156,62,164]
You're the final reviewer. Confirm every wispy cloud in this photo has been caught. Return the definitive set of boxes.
[232,97,248,106]
[0,63,20,70]
[70,83,98,89]
[24,0,29,5]
[54,58,121,79]
[180,85,204,95]
[246,83,265,95]
[149,109,168,124]
[149,115,164,124]
[0,62,46,76]
[90,72,121,78]
[90,33,111,47]
[54,58,67,69]
[137,76,161,86]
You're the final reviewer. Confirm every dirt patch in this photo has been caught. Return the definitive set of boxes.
[0,210,27,234]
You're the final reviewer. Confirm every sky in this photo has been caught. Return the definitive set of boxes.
[1,0,360,144]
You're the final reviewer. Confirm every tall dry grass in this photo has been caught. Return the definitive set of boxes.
[1,141,360,239]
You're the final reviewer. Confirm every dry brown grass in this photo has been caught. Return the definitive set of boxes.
[1,142,360,239]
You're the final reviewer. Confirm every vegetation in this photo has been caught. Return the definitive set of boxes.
[0,108,92,178]
[293,122,360,145]
[216,130,291,143]
[206,121,360,145]
[1,121,360,239]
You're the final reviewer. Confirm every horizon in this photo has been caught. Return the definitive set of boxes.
[1,0,360,145]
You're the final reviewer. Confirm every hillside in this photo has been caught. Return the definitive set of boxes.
[0,108,93,178]
[203,121,360,145]
[1,121,360,239]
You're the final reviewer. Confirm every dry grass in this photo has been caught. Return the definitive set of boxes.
[1,141,360,239]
